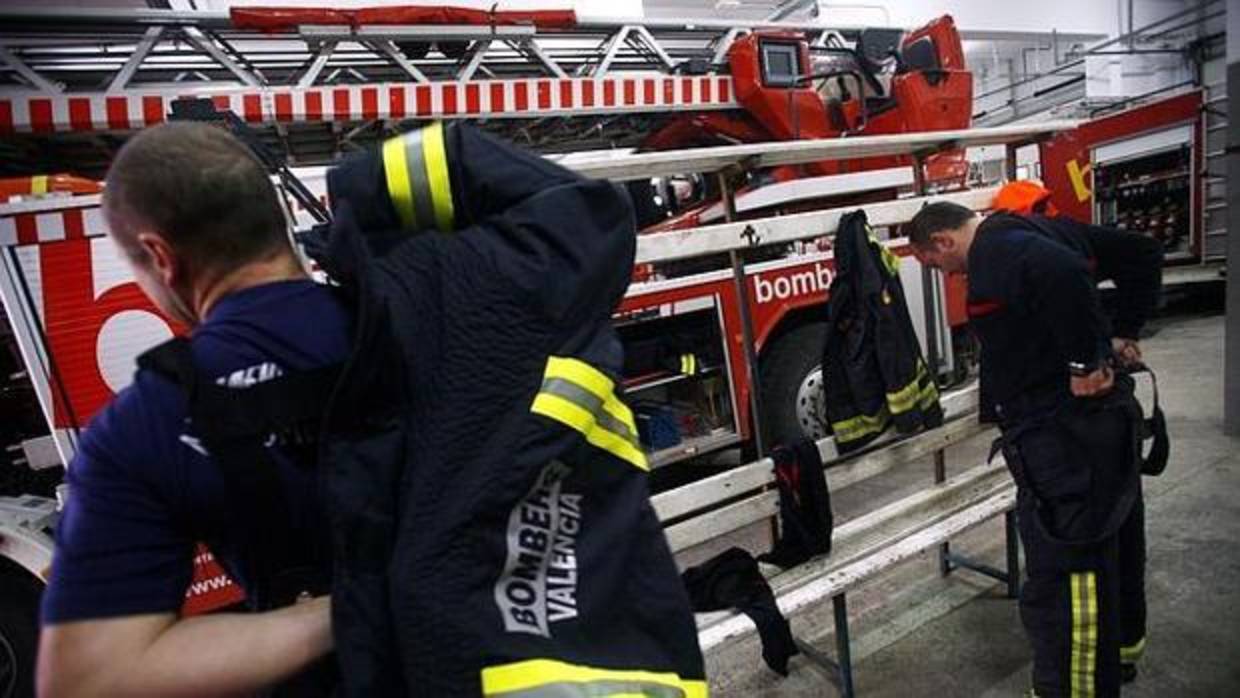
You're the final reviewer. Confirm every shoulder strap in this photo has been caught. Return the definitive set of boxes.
[138,337,342,608]
[1122,363,1169,476]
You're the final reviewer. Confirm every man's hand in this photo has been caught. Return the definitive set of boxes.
[1071,365,1115,397]
[1112,337,1143,367]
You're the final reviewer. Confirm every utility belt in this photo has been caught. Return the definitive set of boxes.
[989,365,1167,548]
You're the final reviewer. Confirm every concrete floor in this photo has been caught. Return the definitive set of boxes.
[706,288,1240,696]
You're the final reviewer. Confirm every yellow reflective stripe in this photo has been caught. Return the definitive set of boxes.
[679,354,697,376]
[1120,637,1146,664]
[544,356,615,400]
[918,375,939,409]
[531,393,647,470]
[421,121,455,232]
[533,357,648,471]
[831,407,888,443]
[30,175,49,195]
[867,225,901,277]
[886,376,922,414]
[1070,572,1098,697]
[482,658,707,698]
[382,136,416,229]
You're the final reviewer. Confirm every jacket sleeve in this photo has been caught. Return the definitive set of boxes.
[328,123,637,327]
[1021,235,1111,369]
[869,246,923,425]
[1082,223,1163,339]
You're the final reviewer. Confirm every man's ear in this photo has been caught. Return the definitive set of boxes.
[135,232,180,287]
[930,231,957,252]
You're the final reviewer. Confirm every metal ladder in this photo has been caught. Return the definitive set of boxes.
[1202,75,1228,261]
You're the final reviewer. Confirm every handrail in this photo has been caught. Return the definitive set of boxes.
[566,121,1080,181]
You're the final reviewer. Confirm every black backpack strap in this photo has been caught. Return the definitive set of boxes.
[137,338,342,608]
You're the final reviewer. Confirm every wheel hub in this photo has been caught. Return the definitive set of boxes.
[794,365,830,441]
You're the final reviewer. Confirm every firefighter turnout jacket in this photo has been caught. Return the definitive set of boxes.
[971,213,1163,420]
[821,210,943,453]
[310,123,706,697]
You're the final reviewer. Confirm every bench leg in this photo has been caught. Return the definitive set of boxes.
[789,594,857,697]
[1004,509,1021,599]
[833,593,855,698]
[933,450,952,577]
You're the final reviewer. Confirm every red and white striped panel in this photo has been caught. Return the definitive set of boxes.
[0,76,738,134]
[0,204,108,246]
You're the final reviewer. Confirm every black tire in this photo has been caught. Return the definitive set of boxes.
[759,322,830,448]
[0,566,40,698]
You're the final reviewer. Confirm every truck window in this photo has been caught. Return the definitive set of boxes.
[760,42,801,87]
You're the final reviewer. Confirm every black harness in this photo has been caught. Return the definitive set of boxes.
[138,337,341,610]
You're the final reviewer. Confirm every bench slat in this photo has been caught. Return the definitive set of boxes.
[652,385,981,523]
[665,491,779,553]
[756,460,1010,595]
[663,416,991,553]
[698,486,1016,651]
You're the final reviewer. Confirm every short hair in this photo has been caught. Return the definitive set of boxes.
[904,201,976,246]
[103,122,289,270]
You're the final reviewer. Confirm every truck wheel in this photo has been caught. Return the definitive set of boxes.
[760,322,831,448]
[0,567,40,698]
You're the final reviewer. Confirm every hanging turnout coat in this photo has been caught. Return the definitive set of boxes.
[821,210,943,453]
[309,123,707,696]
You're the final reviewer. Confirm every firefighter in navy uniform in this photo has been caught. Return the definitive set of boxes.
[906,200,1162,698]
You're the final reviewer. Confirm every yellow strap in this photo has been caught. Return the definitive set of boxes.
[30,175,49,195]
[482,658,707,698]
[382,136,416,229]
[421,121,455,233]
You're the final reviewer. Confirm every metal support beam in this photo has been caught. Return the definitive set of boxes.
[298,41,337,89]
[456,39,491,82]
[107,26,163,92]
[372,40,429,84]
[631,25,677,70]
[720,171,767,460]
[711,28,749,66]
[594,26,631,77]
[0,43,61,93]
[183,26,260,87]
[519,38,568,79]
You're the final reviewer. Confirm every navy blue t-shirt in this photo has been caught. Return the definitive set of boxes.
[41,279,352,624]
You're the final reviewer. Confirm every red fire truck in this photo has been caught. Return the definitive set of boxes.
[0,7,981,687]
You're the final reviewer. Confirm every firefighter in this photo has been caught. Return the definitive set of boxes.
[906,200,1162,698]
[37,122,343,695]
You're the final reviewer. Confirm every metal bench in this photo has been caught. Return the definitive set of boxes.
[651,385,1020,696]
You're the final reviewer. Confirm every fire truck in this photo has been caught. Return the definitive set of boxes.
[0,6,981,689]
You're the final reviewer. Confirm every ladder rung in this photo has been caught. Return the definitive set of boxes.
[1204,228,1228,237]
[1207,123,1230,133]
[1205,202,1228,212]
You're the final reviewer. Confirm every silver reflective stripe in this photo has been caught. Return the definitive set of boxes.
[540,376,640,446]
[400,128,438,233]
[490,680,686,698]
